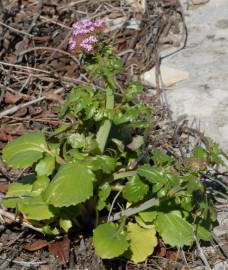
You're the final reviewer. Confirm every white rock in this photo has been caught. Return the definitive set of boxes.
[165,88,228,151]
[104,17,141,32]
[161,0,228,153]
[213,260,228,270]
[126,0,147,13]
[141,65,189,88]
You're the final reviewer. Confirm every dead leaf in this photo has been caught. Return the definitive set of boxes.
[0,132,12,142]
[48,237,70,264]
[23,239,49,251]
[38,266,50,270]
[0,182,9,193]
[14,107,28,117]
[4,92,22,104]
[44,92,64,104]
[166,250,178,261]
[0,123,26,136]
[155,246,166,257]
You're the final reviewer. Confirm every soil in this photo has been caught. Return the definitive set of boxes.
[0,0,227,269]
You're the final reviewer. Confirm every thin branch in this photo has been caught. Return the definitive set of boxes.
[107,198,159,222]
[194,235,212,270]
[0,208,42,233]
[0,88,64,118]
[18,46,80,65]
[0,256,47,268]
[108,190,122,222]
[0,21,34,37]
[0,61,51,74]
[40,15,72,30]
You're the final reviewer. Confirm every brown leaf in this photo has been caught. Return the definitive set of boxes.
[38,266,50,270]
[23,239,49,251]
[0,182,9,193]
[14,107,28,117]
[0,123,26,136]
[155,246,166,257]
[44,92,64,104]
[48,237,70,264]
[166,250,178,261]
[0,131,12,142]
[4,92,22,104]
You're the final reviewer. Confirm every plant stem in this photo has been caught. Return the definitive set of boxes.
[107,198,160,222]
[96,67,115,153]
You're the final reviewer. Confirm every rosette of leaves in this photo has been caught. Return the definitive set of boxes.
[2,41,224,264]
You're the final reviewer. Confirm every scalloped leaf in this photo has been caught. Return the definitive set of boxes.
[18,196,55,221]
[2,175,36,208]
[2,132,48,168]
[122,175,149,203]
[44,162,95,207]
[155,211,194,247]
[31,176,50,196]
[88,155,116,173]
[35,155,55,176]
[97,182,111,210]
[139,211,158,223]
[126,222,157,263]
[138,165,164,184]
[93,223,129,259]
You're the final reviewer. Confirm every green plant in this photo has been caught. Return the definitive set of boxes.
[1,19,226,263]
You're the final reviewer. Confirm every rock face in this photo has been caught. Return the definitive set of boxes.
[141,65,189,88]
[161,0,228,152]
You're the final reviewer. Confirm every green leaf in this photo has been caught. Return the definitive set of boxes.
[193,146,208,160]
[3,132,48,169]
[196,221,213,241]
[122,175,149,203]
[44,162,95,207]
[68,133,86,149]
[124,81,143,101]
[96,119,112,153]
[139,211,158,223]
[35,155,55,176]
[138,165,164,184]
[59,217,73,232]
[93,223,129,259]
[135,216,155,229]
[114,105,141,125]
[31,176,50,196]
[155,211,194,247]
[126,222,157,263]
[18,196,55,221]
[151,149,174,166]
[42,225,60,236]
[97,182,111,211]
[3,175,35,208]
[88,155,116,173]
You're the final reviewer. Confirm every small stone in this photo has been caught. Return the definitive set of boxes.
[141,65,189,88]
[213,260,228,270]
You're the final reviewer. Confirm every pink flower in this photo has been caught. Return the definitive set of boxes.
[80,43,93,53]
[80,36,98,53]
[69,18,105,53]
[94,19,105,29]
[68,38,77,51]
[73,26,95,37]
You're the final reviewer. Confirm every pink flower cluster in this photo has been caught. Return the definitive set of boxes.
[69,18,105,53]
